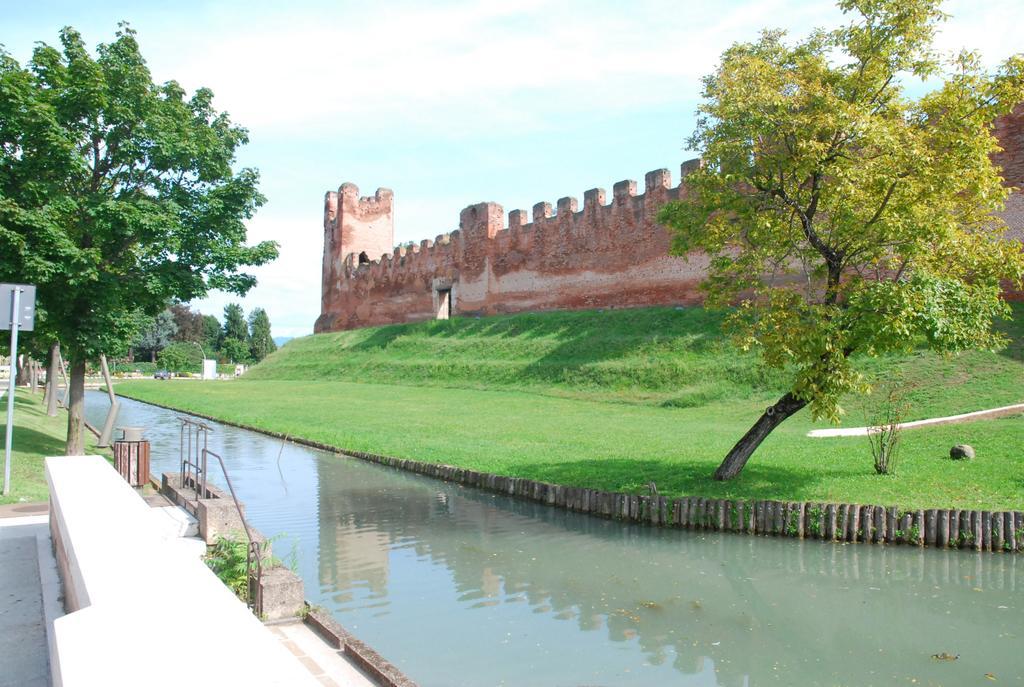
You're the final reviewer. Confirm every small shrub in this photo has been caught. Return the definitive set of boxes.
[864,376,913,475]
[806,506,824,536]
[112,361,159,374]
[204,536,250,598]
[158,342,204,374]
[787,517,799,536]
[204,535,276,600]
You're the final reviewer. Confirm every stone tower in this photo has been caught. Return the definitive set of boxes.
[319,183,395,317]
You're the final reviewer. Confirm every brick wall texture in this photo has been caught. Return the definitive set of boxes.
[316,107,1024,333]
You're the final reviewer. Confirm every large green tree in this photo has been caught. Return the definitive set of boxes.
[220,303,250,363]
[0,25,277,453]
[222,303,248,342]
[201,314,222,356]
[659,0,1024,480]
[134,308,177,362]
[248,307,276,362]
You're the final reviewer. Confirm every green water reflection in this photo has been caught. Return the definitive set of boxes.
[87,392,1021,686]
[314,457,1021,686]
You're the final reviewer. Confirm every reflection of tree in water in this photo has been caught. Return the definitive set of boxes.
[317,458,1022,686]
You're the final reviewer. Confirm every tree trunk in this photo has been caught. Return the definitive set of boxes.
[714,392,808,480]
[65,359,86,456]
[15,355,29,386]
[29,358,38,393]
[46,343,60,417]
[150,349,156,363]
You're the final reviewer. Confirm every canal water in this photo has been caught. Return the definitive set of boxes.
[86,391,1022,686]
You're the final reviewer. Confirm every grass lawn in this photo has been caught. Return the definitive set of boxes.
[117,303,1024,512]
[247,304,1024,419]
[116,377,1024,511]
[0,388,98,505]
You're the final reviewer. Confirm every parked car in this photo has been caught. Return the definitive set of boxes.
[153,370,171,380]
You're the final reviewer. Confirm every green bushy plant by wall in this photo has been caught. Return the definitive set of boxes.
[204,536,250,598]
[157,342,204,374]
[203,534,282,601]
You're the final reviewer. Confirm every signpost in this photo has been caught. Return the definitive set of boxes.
[3,284,36,497]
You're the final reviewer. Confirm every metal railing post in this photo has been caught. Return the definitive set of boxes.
[202,447,264,618]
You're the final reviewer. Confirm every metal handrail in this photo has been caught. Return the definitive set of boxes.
[178,416,263,617]
[202,447,264,618]
[178,417,210,498]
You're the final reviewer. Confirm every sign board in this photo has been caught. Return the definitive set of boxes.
[202,359,217,380]
[4,283,36,495]
[0,284,36,331]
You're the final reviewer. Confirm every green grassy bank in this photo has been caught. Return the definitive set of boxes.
[0,389,96,505]
[248,305,1024,419]
[116,305,1024,511]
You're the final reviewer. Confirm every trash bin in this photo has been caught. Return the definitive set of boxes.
[113,427,150,487]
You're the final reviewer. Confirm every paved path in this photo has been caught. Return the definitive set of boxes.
[0,502,49,519]
[0,501,378,686]
[270,621,376,687]
[807,401,1024,437]
[0,515,62,687]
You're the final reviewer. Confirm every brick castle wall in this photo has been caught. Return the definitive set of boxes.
[316,108,1024,333]
[315,161,713,332]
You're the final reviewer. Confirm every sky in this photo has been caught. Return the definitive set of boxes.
[3,0,1023,337]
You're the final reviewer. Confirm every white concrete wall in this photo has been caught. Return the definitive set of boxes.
[46,455,320,687]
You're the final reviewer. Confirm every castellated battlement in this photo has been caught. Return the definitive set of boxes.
[315,102,1024,334]
[316,160,713,332]
[335,162,701,277]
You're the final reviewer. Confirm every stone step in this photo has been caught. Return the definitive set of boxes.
[149,504,200,538]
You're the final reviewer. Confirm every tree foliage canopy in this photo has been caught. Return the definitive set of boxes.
[248,307,276,362]
[134,308,177,361]
[170,302,205,345]
[0,24,277,451]
[658,0,1024,478]
[201,314,222,356]
[222,303,248,343]
[0,24,277,364]
[157,340,204,373]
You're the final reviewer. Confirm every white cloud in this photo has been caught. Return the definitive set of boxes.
[185,0,1023,337]
[934,0,1024,63]
[145,0,846,137]
[13,0,1022,338]
[191,214,321,339]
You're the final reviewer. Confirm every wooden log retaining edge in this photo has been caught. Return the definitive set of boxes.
[113,393,1023,554]
[358,451,1022,553]
[352,447,1022,553]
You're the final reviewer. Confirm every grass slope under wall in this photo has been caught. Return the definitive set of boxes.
[117,305,1024,511]
[250,305,1024,419]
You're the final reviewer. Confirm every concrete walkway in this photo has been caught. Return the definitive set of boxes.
[0,512,63,687]
[807,401,1024,437]
[0,497,379,687]
[270,622,376,687]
